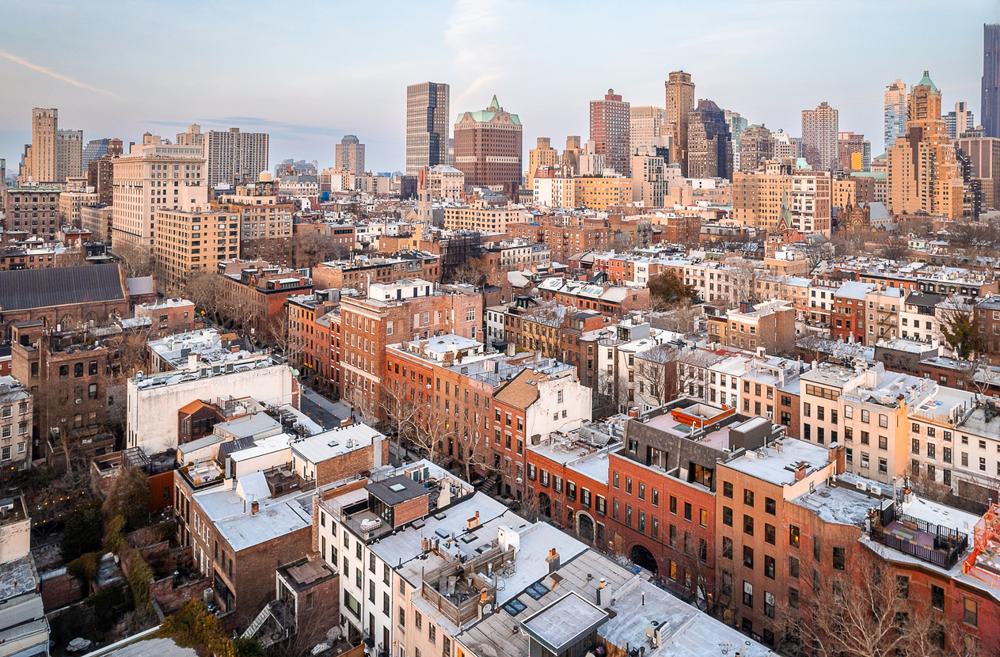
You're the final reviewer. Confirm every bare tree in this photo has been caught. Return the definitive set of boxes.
[779,558,977,657]
[114,241,155,278]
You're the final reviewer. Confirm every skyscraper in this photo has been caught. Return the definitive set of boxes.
[28,108,58,183]
[406,82,450,175]
[589,89,631,176]
[944,101,975,139]
[801,102,839,171]
[982,24,1000,138]
[562,136,582,176]
[203,128,269,189]
[665,71,695,174]
[335,135,366,175]
[56,129,83,181]
[453,95,522,197]
[739,124,774,173]
[686,100,732,179]
[724,110,748,171]
[884,80,909,153]
[887,71,965,219]
[83,138,116,170]
[629,106,668,155]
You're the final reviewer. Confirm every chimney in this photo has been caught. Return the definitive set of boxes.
[596,577,607,606]
[546,548,560,573]
[794,462,808,482]
[627,407,640,419]
[250,499,260,515]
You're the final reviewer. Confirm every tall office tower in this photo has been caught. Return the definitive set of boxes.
[87,138,123,205]
[56,129,83,181]
[335,135,366,175]
[801,102,839,171]
[944,102,975,139]
[884,79,909,153]
[405,82,450,175]
[957,135,1000,210]
[665,71,695,174]
[176,123,204,147]
[739,124,774,172]
[562,136,582,175]
[111,134,207,252]
[527,137,559,190]
[203,128,269,189]
[453,95,522,197]
[0,158,6,194]
[83,138,115,170]
[887,71,965,219]
[629,106,668,155]
[589,89,631,176]
[837,132,871,172]
[724,110,748,171]
[983,24,1000,137]
[686,100,732,179]
[29,108,58,183]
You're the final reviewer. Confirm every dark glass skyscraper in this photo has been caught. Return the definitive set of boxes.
[982,24,1000,137]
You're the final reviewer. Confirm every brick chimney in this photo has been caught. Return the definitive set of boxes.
[546,548,560,573]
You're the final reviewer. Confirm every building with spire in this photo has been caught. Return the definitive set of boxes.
[887,71,965,219]
[453,95,523,197]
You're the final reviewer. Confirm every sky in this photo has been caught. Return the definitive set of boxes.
[0,0,996,173]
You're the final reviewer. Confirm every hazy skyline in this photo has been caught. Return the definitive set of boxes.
[0,0,995,173]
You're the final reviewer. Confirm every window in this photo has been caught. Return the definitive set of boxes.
[897,575,909,599]
[723,481,733,498]
[684,502,692,521]
[813,536,822,562]
[722,506,733,526]
[596,496,606,515]
[764,555,775,579]
[832,547,846,570]
[789,586,799,609]
[931,585,945,610]
[764,497,776,515]
[722,537,733,559]
[699,508,708,528]
[743,546,754,568]
[415,610,422,630]
[743,580,753,608]
[789,525,800,548]
[789,556,800,578]
[764,591,775,618]
[765,523,775,545]
[743,489,755,507]
[743,514,754,536]
[964,598,978,627]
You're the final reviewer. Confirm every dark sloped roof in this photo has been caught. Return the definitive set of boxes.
[0,264,126,312]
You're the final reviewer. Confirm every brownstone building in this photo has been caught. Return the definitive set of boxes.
[287,291,336,393]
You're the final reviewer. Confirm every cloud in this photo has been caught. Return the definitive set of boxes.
[445,0,519,107]
[0,49,118,97]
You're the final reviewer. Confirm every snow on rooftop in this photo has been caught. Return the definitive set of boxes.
[291,423,384,463]
[725,438,830,486]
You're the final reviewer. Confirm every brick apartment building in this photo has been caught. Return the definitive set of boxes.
[707,300,797,355]
[287,291,336,393]
[132,298,197,338]
[536,278,651,318]
[337,279,482,421]
[311,252,440,291]
[506,214,651,263]
[2,185,62,236]
[216,260,313,343]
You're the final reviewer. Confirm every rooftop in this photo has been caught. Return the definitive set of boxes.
[291,423,385,464]
[723,437,831,486]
